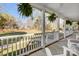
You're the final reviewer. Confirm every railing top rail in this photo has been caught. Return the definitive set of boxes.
[0,31,56,39]
[0,33,34,39]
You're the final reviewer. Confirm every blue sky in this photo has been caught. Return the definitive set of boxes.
[0,3,27,21]
[0,3,43,28]
[0,3,42,21]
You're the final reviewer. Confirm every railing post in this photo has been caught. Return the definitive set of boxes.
[7,38,8,56]
[57,17,60,40]
[1,39,3,56]
[23,36,26,54]
[64,19,66,39]
[26,36,28,53]
[16,37,18,55]
[41,10,46,48]
[12,38,13,56]
[19,37,21,55]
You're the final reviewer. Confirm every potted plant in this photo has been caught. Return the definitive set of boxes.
[48,13,57,22]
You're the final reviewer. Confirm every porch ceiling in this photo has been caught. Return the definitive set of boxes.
[31,3,79,21]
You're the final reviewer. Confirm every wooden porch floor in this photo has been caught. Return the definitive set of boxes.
[29,34,74,56]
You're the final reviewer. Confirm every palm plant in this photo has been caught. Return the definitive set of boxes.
[66,20,72,25]
[17,3,32,17]
[77,21,79,30]
[66,20,73,31]
[77,21,79,25]
[48,13,57,22]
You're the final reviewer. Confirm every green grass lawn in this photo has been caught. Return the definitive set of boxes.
[0,32,27,46]
[0,32,27,37]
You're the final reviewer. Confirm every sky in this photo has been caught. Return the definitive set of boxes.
[0,3,34,28]
[0,3,43,28]
[0,3,26,21]
[0,3,42,21]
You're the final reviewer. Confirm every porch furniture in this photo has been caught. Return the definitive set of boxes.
[63,46,79,56]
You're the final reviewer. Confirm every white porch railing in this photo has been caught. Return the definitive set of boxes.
[0,32,59,56]
[0,33,42,56]
[0,32,62,56]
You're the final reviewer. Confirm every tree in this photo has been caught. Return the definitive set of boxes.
[45,23,52,31]
[33,19,40,30]
[0,15,7,29]
[8,16,19,29]
[0,13,19,29]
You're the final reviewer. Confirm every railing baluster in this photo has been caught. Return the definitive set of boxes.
[31,35,33,50]
[7,38,8,56]
[18,37,20,55]
[32,35,34,49]
[12,38,13,56]
[33,35,35,49]
[28,36,30,51]
[19,37,21,55]
[30,35,32,50]
[22,36,24,54]
[24,36,26,53]
[34,34,37,48]
[23,36,26,53]
[16,37,17,55]
[21,37,23,54]
[26,36,28,52]
[0,39,1,56]
[1,39,3,56]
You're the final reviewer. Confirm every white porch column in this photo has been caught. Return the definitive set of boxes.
[57,17,60,40]
[41,10,46,48]
[53,17,60,41]
[64,19,66,39]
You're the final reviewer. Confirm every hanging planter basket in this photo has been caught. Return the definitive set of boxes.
[66,20,72,25]
[77,21,79,25]
[17,3,32,17]
[77,21,79,30]
[48,13,57,22]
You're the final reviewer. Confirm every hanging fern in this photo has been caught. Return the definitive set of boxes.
[77,21,79,25]
[48,13,57,22]
[17,3,32,17]
[66,20,72,25]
